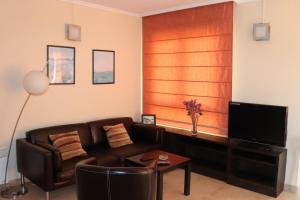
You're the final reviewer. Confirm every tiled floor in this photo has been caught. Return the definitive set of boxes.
[2,169,299,200]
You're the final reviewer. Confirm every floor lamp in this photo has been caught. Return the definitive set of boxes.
[0,70,49,199]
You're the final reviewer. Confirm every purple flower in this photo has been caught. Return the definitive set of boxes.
[183,99,202,117]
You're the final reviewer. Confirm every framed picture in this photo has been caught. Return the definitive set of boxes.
[47,45,75,84]
[93,50,115,84]
[142,114,156,125]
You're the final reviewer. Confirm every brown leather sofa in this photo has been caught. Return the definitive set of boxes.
[76,158,157,200]
[16,117,164,199]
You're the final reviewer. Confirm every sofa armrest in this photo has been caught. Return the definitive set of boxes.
[132,123,165,145]
[17,139,55,191]
[36,142,63,172]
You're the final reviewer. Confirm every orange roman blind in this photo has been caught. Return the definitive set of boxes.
[142,2,233,136]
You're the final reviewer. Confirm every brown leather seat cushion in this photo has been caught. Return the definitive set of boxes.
[106,143,161,159]
[56,153,119,182]
[87,146,121,167]
[56,143,160,182]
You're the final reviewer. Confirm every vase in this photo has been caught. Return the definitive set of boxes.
[191,114,199,135]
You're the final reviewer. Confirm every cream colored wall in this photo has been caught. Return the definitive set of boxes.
[0,0,141,181]
[233,0,300,187]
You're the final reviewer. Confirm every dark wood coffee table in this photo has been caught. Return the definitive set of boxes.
[125,150,191,200]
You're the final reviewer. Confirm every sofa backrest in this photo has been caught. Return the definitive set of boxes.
[88,117,133,145]
[26,123,93,148]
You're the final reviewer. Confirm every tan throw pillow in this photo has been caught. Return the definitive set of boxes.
[103,123,133,148]
[49,131,87,161]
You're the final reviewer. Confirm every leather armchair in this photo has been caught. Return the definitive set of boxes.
[76,159,157,200]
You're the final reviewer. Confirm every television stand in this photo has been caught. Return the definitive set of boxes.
[228,139,287,197]
[163,128,287,197]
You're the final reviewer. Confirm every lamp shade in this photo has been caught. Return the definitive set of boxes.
[23,71,49,96]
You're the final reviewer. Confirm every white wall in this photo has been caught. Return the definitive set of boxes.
[0,0,141,181]
[233,0,300,187]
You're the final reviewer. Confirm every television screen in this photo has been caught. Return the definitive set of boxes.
[228,101,288,147]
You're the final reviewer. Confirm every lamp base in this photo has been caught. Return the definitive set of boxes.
[1,184,28,199]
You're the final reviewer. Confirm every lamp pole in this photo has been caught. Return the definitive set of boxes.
[1,94,31,198]
[1,70,49,199]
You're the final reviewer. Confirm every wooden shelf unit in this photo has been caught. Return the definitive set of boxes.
[227,139,287,197]
[163,128,228,181]
[162,128,287,197]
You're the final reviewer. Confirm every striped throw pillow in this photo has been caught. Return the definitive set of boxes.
[49,131,87,161]
[103,123,133,148]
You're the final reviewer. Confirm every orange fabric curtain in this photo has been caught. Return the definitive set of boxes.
[142,2,233,136]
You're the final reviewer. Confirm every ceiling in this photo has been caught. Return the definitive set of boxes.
[66,0,256,16]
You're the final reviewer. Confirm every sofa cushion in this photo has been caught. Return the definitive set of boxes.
[56,152,119,182]
[86,146,121,167]
[56,155,90,182]
[49,131,87,161]
[106,143,161,159]
[26,123,93,148]
[88,117,134,145]
[103,123,133,148]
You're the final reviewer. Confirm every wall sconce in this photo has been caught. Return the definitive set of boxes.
[253,0,270,41]
[66,24,81,41]
[253,23,270,41]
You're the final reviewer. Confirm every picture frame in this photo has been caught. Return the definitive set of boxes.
[47,45,75,84]
[92,50,115,84]
[141,114,156,125]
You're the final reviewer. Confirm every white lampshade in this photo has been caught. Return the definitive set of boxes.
[23,71,49,96]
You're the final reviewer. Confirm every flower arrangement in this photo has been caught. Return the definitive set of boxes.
[183,99,202,134]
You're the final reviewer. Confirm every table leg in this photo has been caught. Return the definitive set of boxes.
[157,172,164,200]
[184,163,191,196]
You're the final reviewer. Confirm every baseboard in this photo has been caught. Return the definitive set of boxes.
[0,178,19,187]
[285,184,300,194]
[0,177,30,188]
[2,178,299,193]
[0,156,5,184]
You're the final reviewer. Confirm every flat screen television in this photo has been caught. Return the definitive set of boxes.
[228,101,288,147]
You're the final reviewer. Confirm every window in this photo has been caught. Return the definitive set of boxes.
[142,2,233,136]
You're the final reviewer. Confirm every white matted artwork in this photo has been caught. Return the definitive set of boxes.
[47,45,75,84]
[93,50,115,84]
